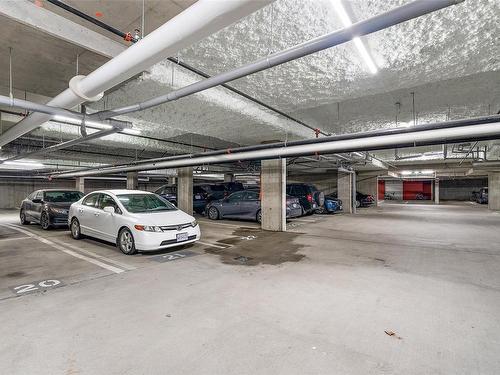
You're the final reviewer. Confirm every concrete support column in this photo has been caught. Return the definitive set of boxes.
[178,167,193,214]
[75,177,85,193]
[224,173,235,182]
[357,174,379,207]
[488,172,500,210]
[261,159,286,231]
[338,171,354,214]
[434,178,440,204]
[126,172,138,190]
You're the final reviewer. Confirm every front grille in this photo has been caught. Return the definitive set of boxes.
[160,235,197,246]
[160,223,192,231]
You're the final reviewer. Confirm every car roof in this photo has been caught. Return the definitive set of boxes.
[40,189,81,192]
[91,189,154,195]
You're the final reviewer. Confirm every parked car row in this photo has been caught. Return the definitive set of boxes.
[18,183,373,254]
[20,189,200,255]
[154,182,245,214]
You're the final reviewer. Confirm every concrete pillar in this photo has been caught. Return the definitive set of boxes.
[434,178,440,204]
[75,177,85,193]
[357,174,379,207]
[178,167,193,213]
[261,159,286,231]
[338,171,354,213]
[488,172,500,210]
[224,173,235,182]
[126,172,139,190]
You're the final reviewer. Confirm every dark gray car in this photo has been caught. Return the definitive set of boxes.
[20,189,84,230]
[206,190,302,223]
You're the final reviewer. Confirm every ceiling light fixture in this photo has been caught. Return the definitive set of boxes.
[331,0,378,74]
[51,115,114,130]
[3,160,46,168]
[122,128,142,135]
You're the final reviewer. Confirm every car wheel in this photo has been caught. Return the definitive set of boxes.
[356,200,361,208]
[256,209,262,224]
[315,206,325,214]
[20,209,30,225]
[118,228,137,255]
[208,206,219,220]
[40,212,51,230]
[70,218,82,240]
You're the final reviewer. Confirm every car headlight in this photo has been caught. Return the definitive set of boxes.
[134,225,163,232]
[191,220,198,227]
[50,207,67,214]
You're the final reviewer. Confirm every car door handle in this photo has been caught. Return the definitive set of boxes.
[94,213,99,216]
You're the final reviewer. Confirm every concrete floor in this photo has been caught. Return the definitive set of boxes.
[1,202,499,374]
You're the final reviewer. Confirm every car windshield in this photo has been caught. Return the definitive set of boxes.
[43,191,83,203]
[117,194,177,213]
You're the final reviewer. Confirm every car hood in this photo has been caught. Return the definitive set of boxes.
[47,202,74,209]
[128,209,195,226]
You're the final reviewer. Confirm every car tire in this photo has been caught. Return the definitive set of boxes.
[118,228,137,255]
[256,209,262,224]
[315,206,325,214]
[40,212,51,230]
[20,209,30,225]
[208,206,219,220]
[356,200,361,208]
[70,218,83,240]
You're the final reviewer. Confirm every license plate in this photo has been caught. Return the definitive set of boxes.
[176,232,189,242]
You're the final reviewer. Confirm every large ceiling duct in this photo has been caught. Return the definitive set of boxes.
[51,115,500,178]
[0,0,273,147]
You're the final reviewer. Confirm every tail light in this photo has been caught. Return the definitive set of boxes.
[307,194,313,203]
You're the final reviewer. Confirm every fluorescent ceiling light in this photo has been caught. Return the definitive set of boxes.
[331,0,378,74]
[400,170,413,175]
[122,128,141,135]
[421,170,435,175]
[51,115,113,130]
[3,160,45,168]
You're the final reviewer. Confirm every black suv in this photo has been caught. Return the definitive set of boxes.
[286,183,325,215]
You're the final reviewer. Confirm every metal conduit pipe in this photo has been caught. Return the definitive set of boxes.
[50,116,500,178]
[1,128,119,163]
[0,94,127,130]
[92,0,463,120]
[0,0,273,147]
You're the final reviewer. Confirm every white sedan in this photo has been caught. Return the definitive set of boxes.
[68,189,200,254]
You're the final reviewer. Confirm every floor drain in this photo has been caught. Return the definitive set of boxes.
[234,255,252,263]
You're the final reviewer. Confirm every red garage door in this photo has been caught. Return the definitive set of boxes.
[403,180,432,200]
[378,180,385,200]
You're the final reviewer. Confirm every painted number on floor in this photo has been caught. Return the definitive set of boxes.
[10,279,63,296]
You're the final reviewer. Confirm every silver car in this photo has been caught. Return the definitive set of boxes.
[206,190,302,223]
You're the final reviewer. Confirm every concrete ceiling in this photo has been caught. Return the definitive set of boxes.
[0,0,499,174]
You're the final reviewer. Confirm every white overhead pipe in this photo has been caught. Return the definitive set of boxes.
[92,0,464,119]
[0,0,273,146]
[51,118,500,178]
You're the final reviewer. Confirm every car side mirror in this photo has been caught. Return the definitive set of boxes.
[32,198,42,204]
[103,206,115,214]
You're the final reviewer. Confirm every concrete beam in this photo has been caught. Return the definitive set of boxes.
[261,159,286,232]
[177,167,193,214]
[0,0,126,59]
